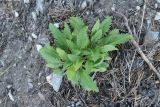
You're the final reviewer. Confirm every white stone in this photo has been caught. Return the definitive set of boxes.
[8,90,14,102]
[81,1,87,10]
[154,12,160,20]
[46,73,63,92]
[31,12,37,21]
[54,23,60,28]
[36,44,42,52]
[155,3,158,8]
[31,33,37,39]
[157,0,160,3]
[14,11,19,17]
[136,6,140,11]
[24,0,29,3]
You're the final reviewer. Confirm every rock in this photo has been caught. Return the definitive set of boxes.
[154,12,160,21]
[24,0,30,3]
[31,33,38,39]
[31,12,37,21]
[8,90,15,102]
[157,0,160,3]
[144,31,159,46]
[36,44,42,52]
[14,11,19,17]
[136,6,140,11]
[54,23,60,28]
[36,0,44,14]
[81,0,87,10]
[46,73,63,92]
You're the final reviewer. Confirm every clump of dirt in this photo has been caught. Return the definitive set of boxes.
[0,0,160,107]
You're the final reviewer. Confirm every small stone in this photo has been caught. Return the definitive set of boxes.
[111,4,115,11]
[8,90,14,102]
[7,85,12,89]
[14,11,19,17]
[155,3,158,8]
[31,12,37,21]
[28,82,33,89]
[36,44,42,52]
[81,1,87,10]
[157,0,160,3]
[136,6,140,11]
[38,92,45,100]
[46,73,63,92]
[54,23,60,28]
[36,0,44,14]
[24,0,30,3]
[31,33,37,39]
[154,12,160,20]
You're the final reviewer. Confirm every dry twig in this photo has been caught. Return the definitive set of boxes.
[114,11,160,80]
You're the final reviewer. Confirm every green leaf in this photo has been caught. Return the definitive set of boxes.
[76,26,89,49]
[100,16,112,34]
[66,39,77,50]
[91,29,102,43]
[49,23,67,50]
[68,54,80,62]
[56,48,67,60]
[80,71,99,92]
[94,62,108,72]
[92,19,100,35]
[63,23,72,40]
[66,60,83,81]
[85,61,94,73]
[40,45,62,68]
[66,65,76,80]
[101,45,118,52]
[69,17,85,32]
[109,34,133,46]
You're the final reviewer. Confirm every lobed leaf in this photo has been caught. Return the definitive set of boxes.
[100,16,112,34]
[76,26,89,49]
[80,71,99,92]
[49,23,67,50]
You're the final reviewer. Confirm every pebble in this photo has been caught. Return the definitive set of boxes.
[31,12,37,21]
[24,0,30,3]
[155,3,158,8]
[144,31,159,46]
[136,6,140,11]
[36,0,44,14]
[154,12,160,21]
[157,0,160,3]
[36,44,42,52]
[46,73,63,92]
[14,11,19,17]
[54,23,60,28]
[81,0,87,10]
[8,90,15,102]
[31,33,38,39]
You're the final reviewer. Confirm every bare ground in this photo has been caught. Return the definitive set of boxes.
[0,0,160,107]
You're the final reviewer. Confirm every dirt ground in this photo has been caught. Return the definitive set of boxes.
[0,0,160,107]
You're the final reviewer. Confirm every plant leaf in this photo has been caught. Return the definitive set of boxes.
[76,26,89,49]
[40,45,61,68]
[101,45,118,52]
[56,48,67,60]
[63,23,72,40]
[94,62,108,72]
[49,23,67,50]
[92,19,100,35]
[100,16,112,34]
[68,54,80,62]
[69,17,85,33]
[80,71,99,92]
[91,29,102,43]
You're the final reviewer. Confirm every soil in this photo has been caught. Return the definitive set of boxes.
[0,0,160,107]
